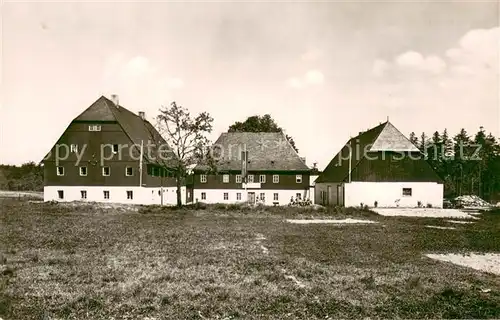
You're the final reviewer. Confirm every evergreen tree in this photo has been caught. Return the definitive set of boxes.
[453,128,474,195]
[409,132,418,146]
[441,129,454,158]
[453,128,471,159]
[427,131,443,173]
[419,132,428,156]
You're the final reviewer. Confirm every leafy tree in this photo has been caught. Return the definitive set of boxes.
[156,102,214,207]
[228,114,299,153]
[0,162,43,191]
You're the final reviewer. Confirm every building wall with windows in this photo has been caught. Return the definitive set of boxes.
[44,185,186,205]
[42,96,180,205]
[192,188,309,206]
[192,171,310,190]
[191,171,311,205]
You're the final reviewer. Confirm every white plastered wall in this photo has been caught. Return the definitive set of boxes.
[343,182,443,208]
[44,186,186,206]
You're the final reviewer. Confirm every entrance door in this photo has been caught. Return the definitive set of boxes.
[247,192,255,204]
[327,186,331,206]
[338,184,344,206]
[186,187,193,204]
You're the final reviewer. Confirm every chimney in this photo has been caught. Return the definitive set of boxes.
[110,94,119,107]
[313,162,317,169]
[138,111,145,120]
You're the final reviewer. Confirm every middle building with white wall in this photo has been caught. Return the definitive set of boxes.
[191,132,311,205]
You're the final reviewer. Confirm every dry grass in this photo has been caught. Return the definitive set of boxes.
[1,199,500,319]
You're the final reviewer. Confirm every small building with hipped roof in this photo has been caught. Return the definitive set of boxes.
[315,121,444,208]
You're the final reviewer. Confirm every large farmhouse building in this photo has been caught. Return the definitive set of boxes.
[192,132,311,205]
[42,95,185,205]
[315,121,444,208]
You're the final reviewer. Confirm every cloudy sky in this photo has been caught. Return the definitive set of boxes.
[1,1,499,169]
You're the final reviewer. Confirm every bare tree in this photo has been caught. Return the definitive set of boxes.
[156,102,214,207]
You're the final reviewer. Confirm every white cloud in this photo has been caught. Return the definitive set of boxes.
[394,51,446,74]
[305,69,324,85]
[366,26,499,135]
[102,54,183,90]
[100,54,184,112]
[395,51,424,68]
[422,55,447,74]
[446,27,499,75]
[287,69,325,88]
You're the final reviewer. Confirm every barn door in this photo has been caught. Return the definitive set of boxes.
[327,186,331,206]
[247,192,255,204]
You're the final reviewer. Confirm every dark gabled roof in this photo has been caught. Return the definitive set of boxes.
[44,96,176,167]
[316,121,441,183]
[316,122,386,183]
[101,96,177,167]
[195,132,310,172]
[74,97,117,121]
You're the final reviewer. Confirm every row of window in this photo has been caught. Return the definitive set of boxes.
[57,190,133,200]
[199,192,303,202]
[56,166,134,177]
[200,174,303,184]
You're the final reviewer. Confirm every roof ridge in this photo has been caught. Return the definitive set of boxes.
[340,121,387,181]
[386,121,423,154]
[367,121,389,151]
[103,96,155,165]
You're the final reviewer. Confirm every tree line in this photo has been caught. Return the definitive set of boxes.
[0,162,44,191]
[408,127,500,201]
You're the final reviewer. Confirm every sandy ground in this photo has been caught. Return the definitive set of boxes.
[286,218,378,224]
[447,220,475,224]
[0,190,43,199]
[425,225,456,230]
[425,253,500,276]
[373,208,479,219]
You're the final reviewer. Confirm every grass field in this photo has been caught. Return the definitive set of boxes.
[1,199,500,319]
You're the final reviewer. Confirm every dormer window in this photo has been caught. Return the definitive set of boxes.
[70,144,78,153]
[88,125,101,131]
[56,166,64,176]
[112,144,119,153]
